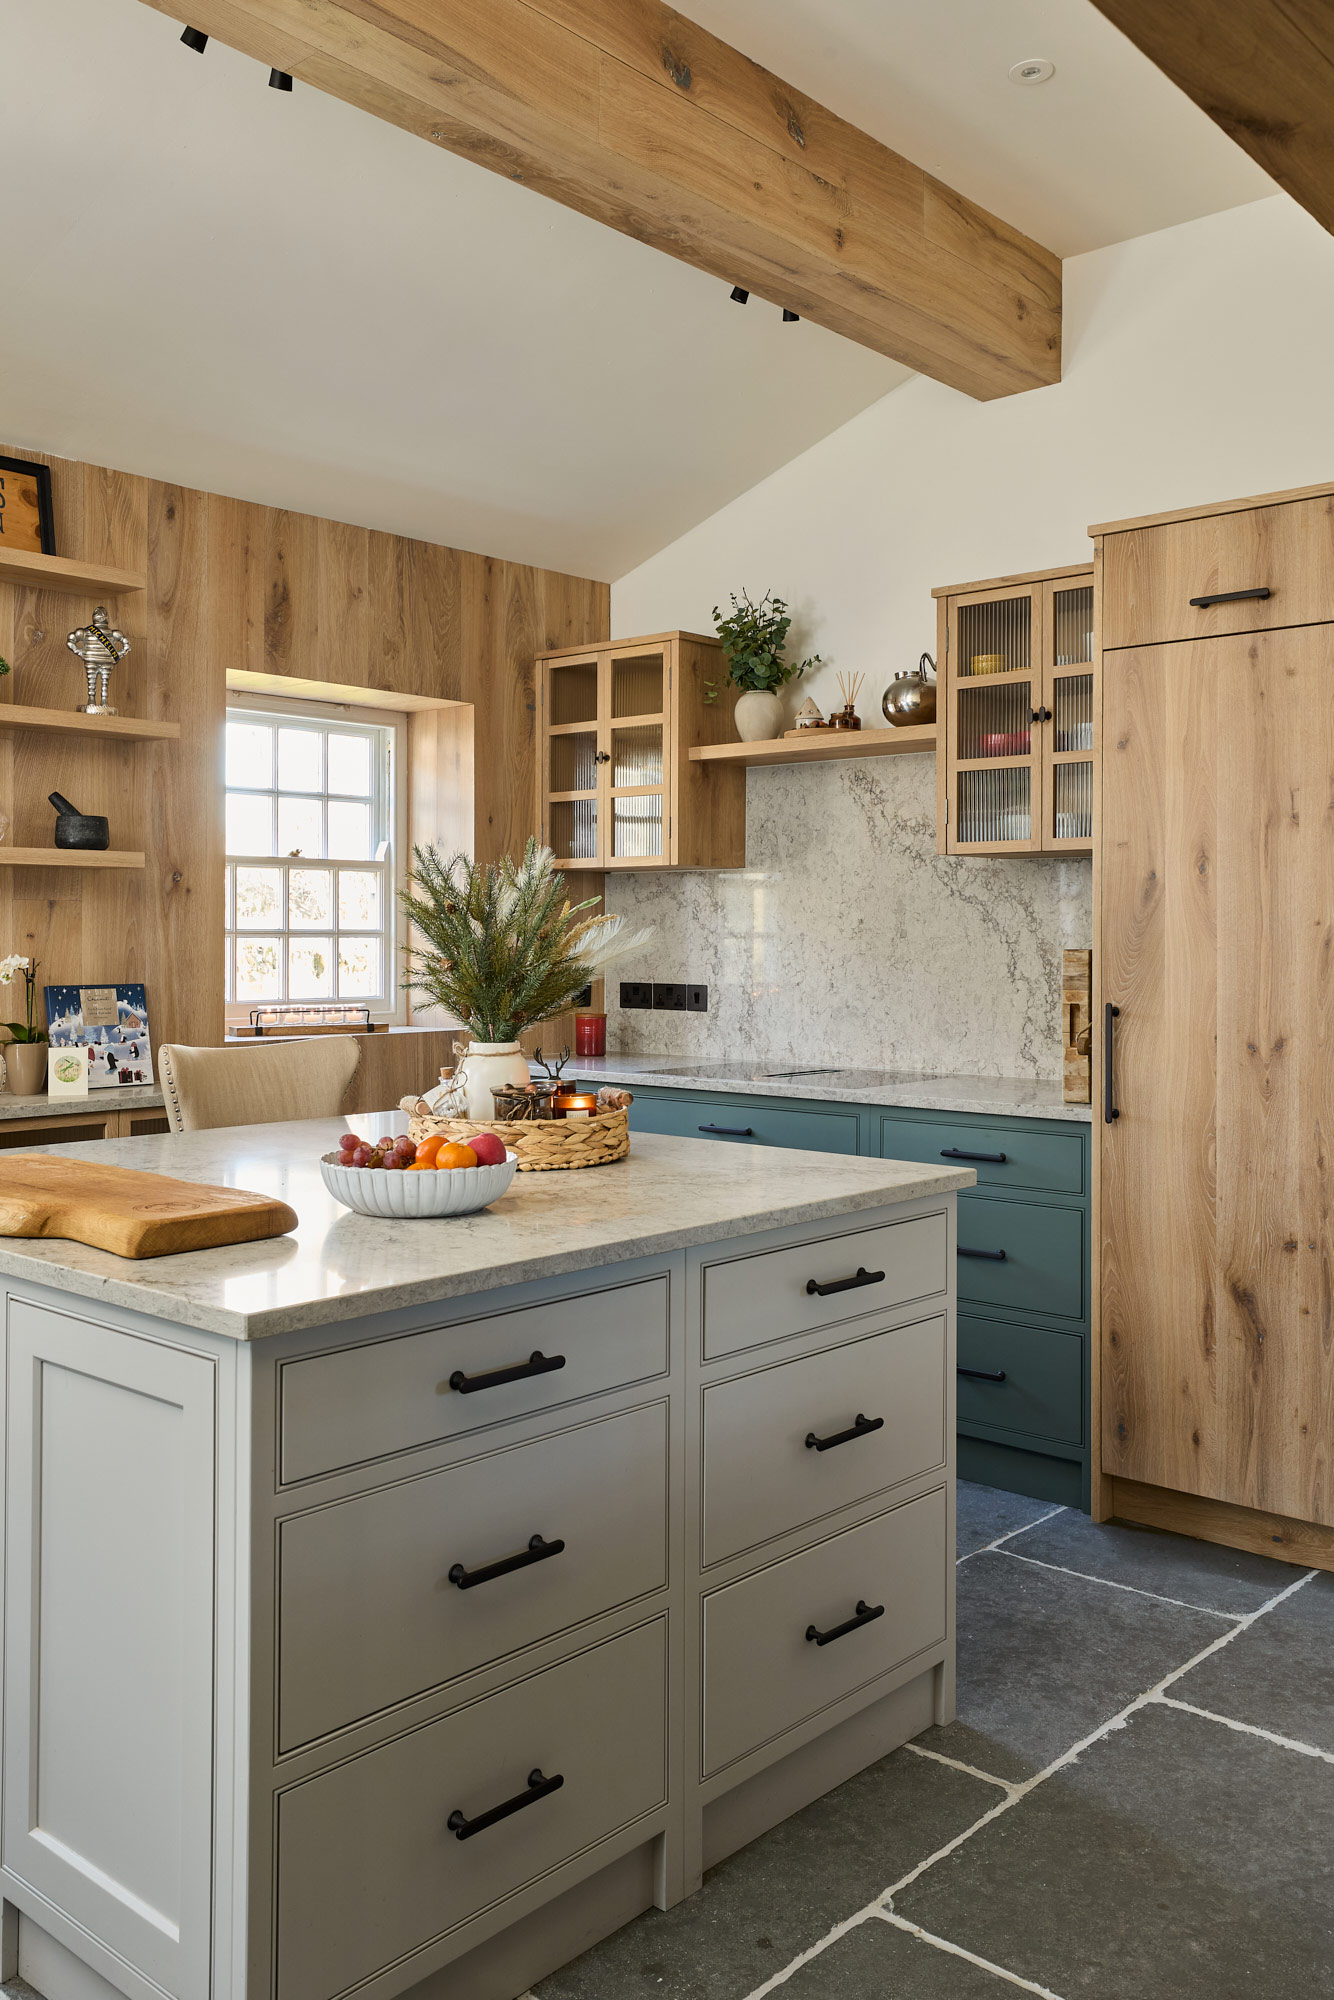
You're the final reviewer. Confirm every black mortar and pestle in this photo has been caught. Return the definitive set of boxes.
[49,791,110,851]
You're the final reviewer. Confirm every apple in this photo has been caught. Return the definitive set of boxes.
[468,1131,508,1167]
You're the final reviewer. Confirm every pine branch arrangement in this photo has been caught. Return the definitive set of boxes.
[400,839,654,1043]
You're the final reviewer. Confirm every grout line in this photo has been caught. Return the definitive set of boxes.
[956,1504,1066,1566]
[738,1905,890,2000]
[876,1911,1070,1998]
[902,1740,1015,1791]
[995,1547,1241,1621]
[1155,1693,1334,1767]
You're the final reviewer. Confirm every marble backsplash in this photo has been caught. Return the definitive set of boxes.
[602,753,1092,1080]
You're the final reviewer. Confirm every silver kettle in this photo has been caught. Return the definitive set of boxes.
[882,653,937,726]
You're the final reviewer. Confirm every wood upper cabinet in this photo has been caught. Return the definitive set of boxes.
[536,632,745,870]
[933,565,1095,856]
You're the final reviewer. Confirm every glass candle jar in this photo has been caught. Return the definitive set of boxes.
[575,1011,607,1058]
[491,1080,556,1121]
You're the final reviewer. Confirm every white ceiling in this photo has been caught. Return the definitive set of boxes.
[1,0,1273,583]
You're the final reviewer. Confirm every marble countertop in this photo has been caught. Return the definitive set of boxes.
[0,1116,973,1342]
[566,1057,1093,1124]
[0,1085,165,1121]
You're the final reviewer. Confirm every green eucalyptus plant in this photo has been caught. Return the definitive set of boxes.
[707,590,822,700]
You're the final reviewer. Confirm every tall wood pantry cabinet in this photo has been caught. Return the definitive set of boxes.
[933,564,1096,855]
[535,633,744,871]
[1095,481,1334,1561]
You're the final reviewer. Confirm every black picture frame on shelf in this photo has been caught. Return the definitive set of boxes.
[0,455,55,557]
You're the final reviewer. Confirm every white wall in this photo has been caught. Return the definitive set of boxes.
[602,196,1334,1078]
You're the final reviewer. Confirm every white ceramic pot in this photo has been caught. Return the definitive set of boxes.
[734,689,784,742]
[456,1040,531,1120]
[3,1042,47,1096]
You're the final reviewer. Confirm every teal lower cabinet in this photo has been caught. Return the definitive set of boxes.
[622,1086,868,1157]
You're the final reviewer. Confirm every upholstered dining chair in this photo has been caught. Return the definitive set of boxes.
[157,1036,361,1133]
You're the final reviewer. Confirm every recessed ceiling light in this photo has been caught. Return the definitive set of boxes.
[1009,57,1055,84]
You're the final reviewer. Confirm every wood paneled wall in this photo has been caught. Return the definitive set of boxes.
[0,445,608,1049]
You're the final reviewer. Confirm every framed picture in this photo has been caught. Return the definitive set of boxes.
[44,983,154,1090]
[0,455,55,557]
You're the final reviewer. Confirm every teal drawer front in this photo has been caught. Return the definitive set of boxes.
[956,1193,1083,1321]
[958,1314,1083,1447]
[627,1090,860,1157]
[878,1114,1085,1197]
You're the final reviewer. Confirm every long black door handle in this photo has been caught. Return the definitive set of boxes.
[806,1266,886,1298]
[1105,1002,1120,1123]
[699,1123,754,1138]
[449,1350,566,1395]
[448,1533,565,1591]
[1189,586,1271,608]
[805,1412,884,1453]
[958,1365,1007,1383]
[806,1600,884,1647]
[447,1768,564,1840]
[959,1246,1006,1262]
[940,1146,1006,1165]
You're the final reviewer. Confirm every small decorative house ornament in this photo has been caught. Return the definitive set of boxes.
[793,696,825,730]
[66,606,130,716]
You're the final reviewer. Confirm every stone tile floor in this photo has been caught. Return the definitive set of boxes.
[531,1481,1334,1999]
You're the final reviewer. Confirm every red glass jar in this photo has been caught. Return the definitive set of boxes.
[574,1011,607,1058]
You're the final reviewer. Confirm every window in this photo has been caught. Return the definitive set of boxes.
[224,702,402,1020]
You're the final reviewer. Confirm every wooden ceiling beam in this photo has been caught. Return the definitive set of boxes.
[138,0,1061,400]
[1090,0,1334,233]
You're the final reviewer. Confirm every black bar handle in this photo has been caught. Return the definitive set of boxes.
[940,1146,1007,1165]
[805,1411,885,1453]
[1104,1002,1120,1123]
[448,1533,565,1592]
[447,1768,564,1841]
[958,1365,1007,1383]
[805,1265,886,1298]
[806,1599,885,1648]
[958,1246,1007,1262]
[449,1349,566,1395]
[698,1122,754,1138]
[1189,586,1271,608]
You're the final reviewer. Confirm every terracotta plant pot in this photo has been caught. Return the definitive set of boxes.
[4,1042,48,1096]
[733,689,784,742]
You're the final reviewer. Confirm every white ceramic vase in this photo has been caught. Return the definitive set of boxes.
[733,690,785,742]
[456,1040,531,1121]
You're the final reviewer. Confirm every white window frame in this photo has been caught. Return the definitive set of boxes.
[224,694,407,1026]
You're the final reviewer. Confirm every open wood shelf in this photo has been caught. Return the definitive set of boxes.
[0,849,145,870]
[0,548,146,596]
[689,723,937,768]
[0,704,178,742]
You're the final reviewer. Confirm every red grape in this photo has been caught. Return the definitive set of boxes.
[350,1144,372,1168]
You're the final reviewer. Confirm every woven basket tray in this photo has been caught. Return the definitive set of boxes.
[402,1105,630,1172]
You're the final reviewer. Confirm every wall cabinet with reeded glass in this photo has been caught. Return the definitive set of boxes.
[536,632,746,870]
[932,564,1096,856]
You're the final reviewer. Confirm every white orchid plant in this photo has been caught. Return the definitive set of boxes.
[0,955,46,1045]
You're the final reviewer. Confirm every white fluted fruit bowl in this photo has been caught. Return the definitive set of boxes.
[319,1151,518,1218]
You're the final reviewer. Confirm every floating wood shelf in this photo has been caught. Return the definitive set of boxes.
[0,704,178,742]
[689,724,937,768]
[0,548,146,596]
[0,849,145,870]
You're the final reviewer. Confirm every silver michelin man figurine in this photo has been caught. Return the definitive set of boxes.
[66,605,130,715]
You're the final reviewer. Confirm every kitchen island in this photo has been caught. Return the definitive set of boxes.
[0,1121,970,2000]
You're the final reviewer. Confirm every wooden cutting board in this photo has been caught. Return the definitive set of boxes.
[0,1156,299,1259]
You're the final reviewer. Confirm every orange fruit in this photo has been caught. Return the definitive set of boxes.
[414,1135,445,1163]
[435,1141,479,1170]
[406,1160,434,1171]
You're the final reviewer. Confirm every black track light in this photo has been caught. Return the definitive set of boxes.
[782,308,800,323]
[269,67,293,90]
[729,286,749,304]
[180,24,208,51]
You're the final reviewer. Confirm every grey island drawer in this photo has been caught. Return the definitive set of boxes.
[701,1212,948,1361]
[877,1115,1084,1197]
[958,1314,1083,1447]
[275,1619,667,2000]
[956,1195,1083,1321]
[629,1090,860,1156]
[701,1317,946,1566]
[278,1402,669,1750]
[280,1275,670,1483]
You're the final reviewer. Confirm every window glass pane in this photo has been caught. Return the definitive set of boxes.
[278,727,323,793]
[338,937,380,997]
[327,800,371,860]
[327,733,372,797]
[288,937,334,998]
[277,795,324,858]
[224,865,233,927]
[235,937,281,1000]
[235,866,282,929]
[338,871,381,930]
[224,936,232,1002]
[289,868,333,929]
[227,721,272,788]
[227,792,274,857]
